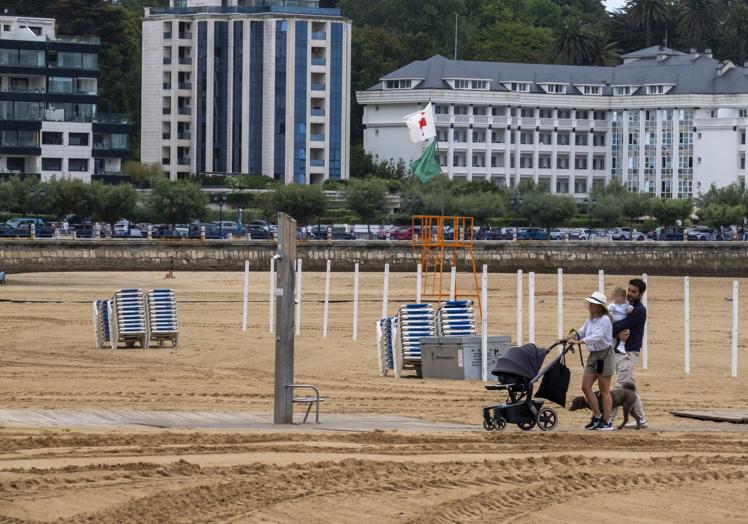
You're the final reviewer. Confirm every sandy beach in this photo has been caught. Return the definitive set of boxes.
[0,270,746,522]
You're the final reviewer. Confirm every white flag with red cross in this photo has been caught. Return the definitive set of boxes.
[403,103,436,143]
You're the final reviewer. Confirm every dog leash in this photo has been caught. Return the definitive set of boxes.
[568,329,585,368]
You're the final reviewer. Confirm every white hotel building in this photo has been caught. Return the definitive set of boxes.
[357,47,748,199]
[141,0,351,184]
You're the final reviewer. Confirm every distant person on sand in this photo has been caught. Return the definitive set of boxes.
[165,256,175,279]
[611,278,648,429]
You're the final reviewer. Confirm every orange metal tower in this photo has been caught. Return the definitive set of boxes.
[411,215,481,313]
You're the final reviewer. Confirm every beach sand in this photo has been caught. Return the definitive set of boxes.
[0,270,746,523]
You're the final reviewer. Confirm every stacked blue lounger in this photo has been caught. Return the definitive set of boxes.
[436,300,476,336]
[395,303,435,377]
[92,299,112,348]
[376,317,395,376]
[146,289,179,348]
[110,288,149,349]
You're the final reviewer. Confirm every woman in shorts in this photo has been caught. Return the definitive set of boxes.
[566,291,615,431]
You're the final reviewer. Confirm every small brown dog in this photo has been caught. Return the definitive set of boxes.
[568,382,642,430]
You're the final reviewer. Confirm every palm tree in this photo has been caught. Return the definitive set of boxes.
[679,0,721,51]
[626,0,668,47]
[726,1,748,65]
[589,35,621,66]
[551,17,598,65]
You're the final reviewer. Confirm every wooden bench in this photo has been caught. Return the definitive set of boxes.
[288,384,324,423]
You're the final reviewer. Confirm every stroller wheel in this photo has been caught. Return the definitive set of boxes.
[537,408,558,431]
[517,419,536,431]
[494,417,507,431]
[482,418,494,431]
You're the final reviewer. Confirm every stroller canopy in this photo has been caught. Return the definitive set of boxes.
[491,343,550,381]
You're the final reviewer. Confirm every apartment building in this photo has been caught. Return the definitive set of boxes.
[357,46,748,199]
[141,0,351,183]
[0,15,130,181]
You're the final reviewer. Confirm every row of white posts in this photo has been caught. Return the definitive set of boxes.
[240,261,739,378]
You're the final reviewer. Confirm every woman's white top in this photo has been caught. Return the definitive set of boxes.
[577,315,613,352]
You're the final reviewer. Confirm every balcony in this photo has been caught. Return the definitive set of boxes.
[162,157,171,165]
[178,56,192,65]
[163,57,172,65]
[179,32,192,40]
[1,86,46,94]
[310,133,325,142]
[311,83,326,91]
[162,107,172,115]
[94,113,131,125]
[177,157,191,165]
[311,58,326,66]
[310,108,325,117]
[311,31,327,40]
[163,83,171,90]
[164,32,172,39]
[178,107,191,115]
[162,132,171,140]
[178,82,192,90]
[310,159,325,167]
[178,132,191,140]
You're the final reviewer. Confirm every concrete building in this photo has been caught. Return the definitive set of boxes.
[0,15,130,181]
[357,47,748,199]
[141,0,351,184]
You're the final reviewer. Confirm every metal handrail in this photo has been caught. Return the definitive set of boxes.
[288,383,322,423]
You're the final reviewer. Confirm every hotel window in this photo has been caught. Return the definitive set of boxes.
[557,132,571,146]
[436,127,448,141]
[593,111,607,121]
[453,105,468,115]
[593,133,606,146]
[539,155,551,169]
[539,132,552,145]
[42,157,62,171]
[520,131,534,145]
[453,129,467,142]
[453,152,466,167]
[539,109,553,119]
[68,158,88,171]
[473,106,488,116]
[384,79,413,89]
[509,82,529,92]
[614,86,636,96]
[575,155,588,170]
[582,85,602,95]
[557,154,570,169]
[557,109,571,119]
[434,105,448,114]
[491,130,505,143]
[491,153,505,168]
[519,153,533,169]
[472,129,486,142]
[740,109,748,118]
[576,110,589,120]
[575,133,588,146]
[593,156,605,170]
[454,79,470,89]
[544,84,565,94]
[556,178,569,193]
[520,108,534,118]
[472,153,486,167]
[646,84,666,95]
[575,179,588,194]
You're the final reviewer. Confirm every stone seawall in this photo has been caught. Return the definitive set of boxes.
[1,239,747,276]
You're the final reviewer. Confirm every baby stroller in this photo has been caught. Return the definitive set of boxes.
[482,340,575,432]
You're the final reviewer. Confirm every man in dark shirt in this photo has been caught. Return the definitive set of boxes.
[611,278,648,428]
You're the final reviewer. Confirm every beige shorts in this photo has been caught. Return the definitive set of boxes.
[585,348,615,376]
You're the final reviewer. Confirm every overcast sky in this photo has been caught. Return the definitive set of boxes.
[605,0,627,11]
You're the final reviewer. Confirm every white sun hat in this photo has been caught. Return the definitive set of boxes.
[585,291,608,312]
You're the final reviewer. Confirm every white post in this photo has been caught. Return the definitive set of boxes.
[322,259,331,338]
[352,262,360,341]
[684,276,690,374]
[598,269,604,294]
[516,269,523,345]
[381,263,390,320]
[242,260,249,332]
[295,258,302,336]
[481,264,488,382]
[416,263,422,303]
[528,271,535,343]
[732,280,739,377]
[449,266,457,301]
[268,257,275,333]
[557,268,564,345]
[642,273,648,370]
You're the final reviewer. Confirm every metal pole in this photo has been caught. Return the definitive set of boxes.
[684,276,690,374]
[454,12,458,60]
[517,269,523,345]
[295,258,302,336]
[416,263,422,303]
[449,266,456,301]
[598,269,604,294]
[732,280,739,377]
[352,262,360,341]
[242,260,249,332]
[557,268,564,348]
[322,259,331,338]
[642,273,648,370]
[481,264,488,382]
[268,257,275,333]
[274,212,296,424]
[381,263,390,320]
[528,271,535,343]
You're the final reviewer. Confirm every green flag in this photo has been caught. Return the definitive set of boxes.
[410,140,441,182]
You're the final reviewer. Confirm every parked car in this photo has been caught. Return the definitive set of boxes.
[213,220,239,232]
[390,226,414,240]
[516,227,546,240]
[549,228,566,240]
[6,217,44,229]
[687,226,712,241]
[248,224,271,239]
[610,227,646,241]
[188,222,227,239]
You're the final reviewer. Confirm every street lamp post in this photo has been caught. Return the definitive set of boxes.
[213,192,228,237]
[510,191,523,240]
[584,197,596,232]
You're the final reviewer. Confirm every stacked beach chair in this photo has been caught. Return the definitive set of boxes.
[394,303,435,378]
[92,299,112,348]
[436,300,476,337]
[376,317,395,376]
[109,288,149,349]
[146,289,179,348]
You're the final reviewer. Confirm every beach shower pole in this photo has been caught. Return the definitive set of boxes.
[449,266,457,301]
[528,272,535,343]
[322,260,331,338]
[598,269,604,294]
[352,262,360,341]
[268,257,275,333]
[416,263,422,303]
[557,268,564,353]
[516,269,523,345]
[481,264,488,382]
[274,212,296,424]
[684,276,690,374]
[242,260,249,332]
[295,259,302,336]
[381,263,390,320]
[642,273,648,370]
[732,280,739,378]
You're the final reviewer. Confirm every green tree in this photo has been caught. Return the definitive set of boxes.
[591,194,625,228]
[726,2,748,66]
[626,0,668,48]
[272,184,328,225]
[0,176,46,216]
[454,192,506,224]
[678,0,721,51]
[520,192,577,234]
[122,161,163,188]
[697,183,744,208]
[93,183,138,229]
[621,191,652,235]
[651,197,693,228]
[699,203,746,229]
[255,192,277,224]
[344,177,388,236]
[148,178,208,226]
[46,178,98,219]
[551,17,598,65]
